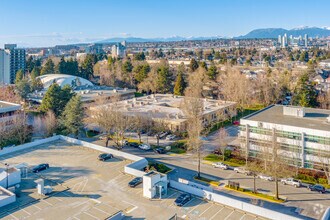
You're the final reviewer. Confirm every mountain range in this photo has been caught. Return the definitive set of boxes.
[95,27,330,44]
[236,26,330,39]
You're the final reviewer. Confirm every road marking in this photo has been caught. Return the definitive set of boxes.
[224,209,235,220]
[209,206,224,220]
[9,214,19,220]
[90,199,101,204]
[42,199,53,206]
[197,203,213,216]
[21,208,31,215]
[83,211,99,219]
[33,205,42,210]
[93,206,110,215]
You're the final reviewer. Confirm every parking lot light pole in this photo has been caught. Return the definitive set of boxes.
[5,163,9,189]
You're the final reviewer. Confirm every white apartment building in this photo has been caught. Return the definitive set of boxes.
[0,49,10,85]
[240,105,330,169]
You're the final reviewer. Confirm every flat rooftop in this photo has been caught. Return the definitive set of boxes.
[0,101,21,114]
[28,86,135,103]
[0,140,263,220]
[243,105,330,132]
[93,94,236,123]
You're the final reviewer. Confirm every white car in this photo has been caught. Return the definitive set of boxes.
[212,162,228,170]
[234,167,252,175]
[281,178,301,187]
[138,144,151,150]
[166,134,176,140]
[258,174,274,181]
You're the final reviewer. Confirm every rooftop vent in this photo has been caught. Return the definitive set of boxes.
[283,106,305,118]
[327,116,330,123]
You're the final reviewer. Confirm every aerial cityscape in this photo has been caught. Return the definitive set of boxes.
[1,0,330,220]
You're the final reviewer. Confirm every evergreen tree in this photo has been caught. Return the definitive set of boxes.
[16,79,31,100]
[31,78,43,92]
[173,73,186,96]
[293,72,317,107]
[134,52,146,61]
[199,61,208,70]
[31,67,41,80]
[133,63,150,83]
[156,63,172,93]
[41,58,55,75]
[80,54,96,79]
[39,84,73,116]
[206,65,218,80]
[56,56,66,74]
[122,60,133,74]
[60,95,83,137]
[15,69,24,84]
[189,58,199,72]
[26,56,34,73]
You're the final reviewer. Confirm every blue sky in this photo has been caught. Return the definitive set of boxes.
[1,0,330,47]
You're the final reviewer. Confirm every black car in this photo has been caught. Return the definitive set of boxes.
[128,177,143,188]
[174,193,191,206]
[32,163,49,173]
[155,148,166,154]
[308,184,326,193]
[128,142,139,148]
[98,153,113,161]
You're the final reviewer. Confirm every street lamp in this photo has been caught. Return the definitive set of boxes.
[5,163,9,189]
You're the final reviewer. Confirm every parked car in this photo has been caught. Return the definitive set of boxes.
[139,144,151,150]
[233,121,240,126]
[128,142,139,148]
[128,177,143,188]
[166,134,176,140]
[258,174,274,181]
[98,153,113,161]
[234,167,251,175]
[281,178,301,188]
[120,140,128,146]
[158,132,169,139]
[308,184,326,193]
[155,148,166,154]
[32,163,49,173]
[212,162,228,170]
[174,193,191,206]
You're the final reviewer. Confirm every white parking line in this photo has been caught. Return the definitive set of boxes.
[186,199,205,214]
[83,211,99,219]
[199,204,214,216]
[9,214,19,220]
[21,208,31,215]
[224,209,235,220]
[93,206,110,215]
[126,206,138,214]
[41,199,53,206]
[209,206,224,220]
[33,205,42,210]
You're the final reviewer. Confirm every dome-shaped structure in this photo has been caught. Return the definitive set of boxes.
[37,74,93,90]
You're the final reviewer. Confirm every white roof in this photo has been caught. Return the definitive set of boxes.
[37,74,93,90]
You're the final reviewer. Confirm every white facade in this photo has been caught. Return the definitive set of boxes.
[240,105,330,169]
[0,49,10,85]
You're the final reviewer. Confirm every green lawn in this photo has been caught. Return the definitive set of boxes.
[225,185,285,203]
[148,162,172,173]
[86,130,99,138]
[169,140,187,154]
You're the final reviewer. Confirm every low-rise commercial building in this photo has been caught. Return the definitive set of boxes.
[0,101,21,128]
[240,105,330,169]
[91,94,236,131]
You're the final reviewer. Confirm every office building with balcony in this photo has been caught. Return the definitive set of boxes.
[239,105,330,169]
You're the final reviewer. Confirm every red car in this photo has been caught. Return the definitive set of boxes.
[233,121,240,126]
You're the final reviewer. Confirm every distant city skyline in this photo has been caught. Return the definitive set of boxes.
[1,0,330,47]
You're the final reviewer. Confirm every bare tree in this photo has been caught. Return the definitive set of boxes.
[133,115,151,143]
[218,128,229,161]
[11,112,30,145]
[315,149,330,185]
[33,110,57,138]
[183,68,205,178]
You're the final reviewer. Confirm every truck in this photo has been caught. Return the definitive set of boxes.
[281,178,302,188]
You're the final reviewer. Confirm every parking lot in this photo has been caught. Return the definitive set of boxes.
[0,140,266,220]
